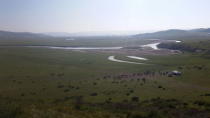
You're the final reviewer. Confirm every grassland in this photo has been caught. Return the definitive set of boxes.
[0,38,210,118]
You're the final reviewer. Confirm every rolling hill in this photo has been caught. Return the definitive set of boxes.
[134,28,210,40]
[1,28,210,41]
[0,30,52,40]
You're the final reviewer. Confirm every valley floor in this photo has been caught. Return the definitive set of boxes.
[0,39,210,118]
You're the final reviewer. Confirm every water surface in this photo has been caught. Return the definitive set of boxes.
[127,56,148,60]
[108,56,145,65]
[26,46,123,50]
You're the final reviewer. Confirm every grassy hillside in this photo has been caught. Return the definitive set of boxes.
[0,32,151,47]
[135,29,210,40]
[158,39,210,55]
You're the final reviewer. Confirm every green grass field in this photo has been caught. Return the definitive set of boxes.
[0,39,210,118]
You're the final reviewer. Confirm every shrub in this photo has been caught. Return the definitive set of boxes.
[131,97,139,102]
[63,89,69,92]
[130,90,134,93]
[20,93,25,97]
[57,85,64,88]
[90,93,98,96]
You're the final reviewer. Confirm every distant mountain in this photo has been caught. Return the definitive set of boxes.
[44,31,145,37]
[0,30,52,40]
[1,28,210,41]
[189,28,210,33]
[134,29,210,40]
[44,32,74,37]
[44,32,107,37]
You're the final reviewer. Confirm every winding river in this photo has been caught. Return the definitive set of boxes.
[25,39,181,51]
[5,39,181,65]
[26,46,123,50]
[127,56,148,60]
[108,40,181,64]
[141,40,181,50]
[141,43,161,50]
[108,56,145,65]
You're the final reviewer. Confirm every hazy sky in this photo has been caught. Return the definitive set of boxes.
[0,0,210,33]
